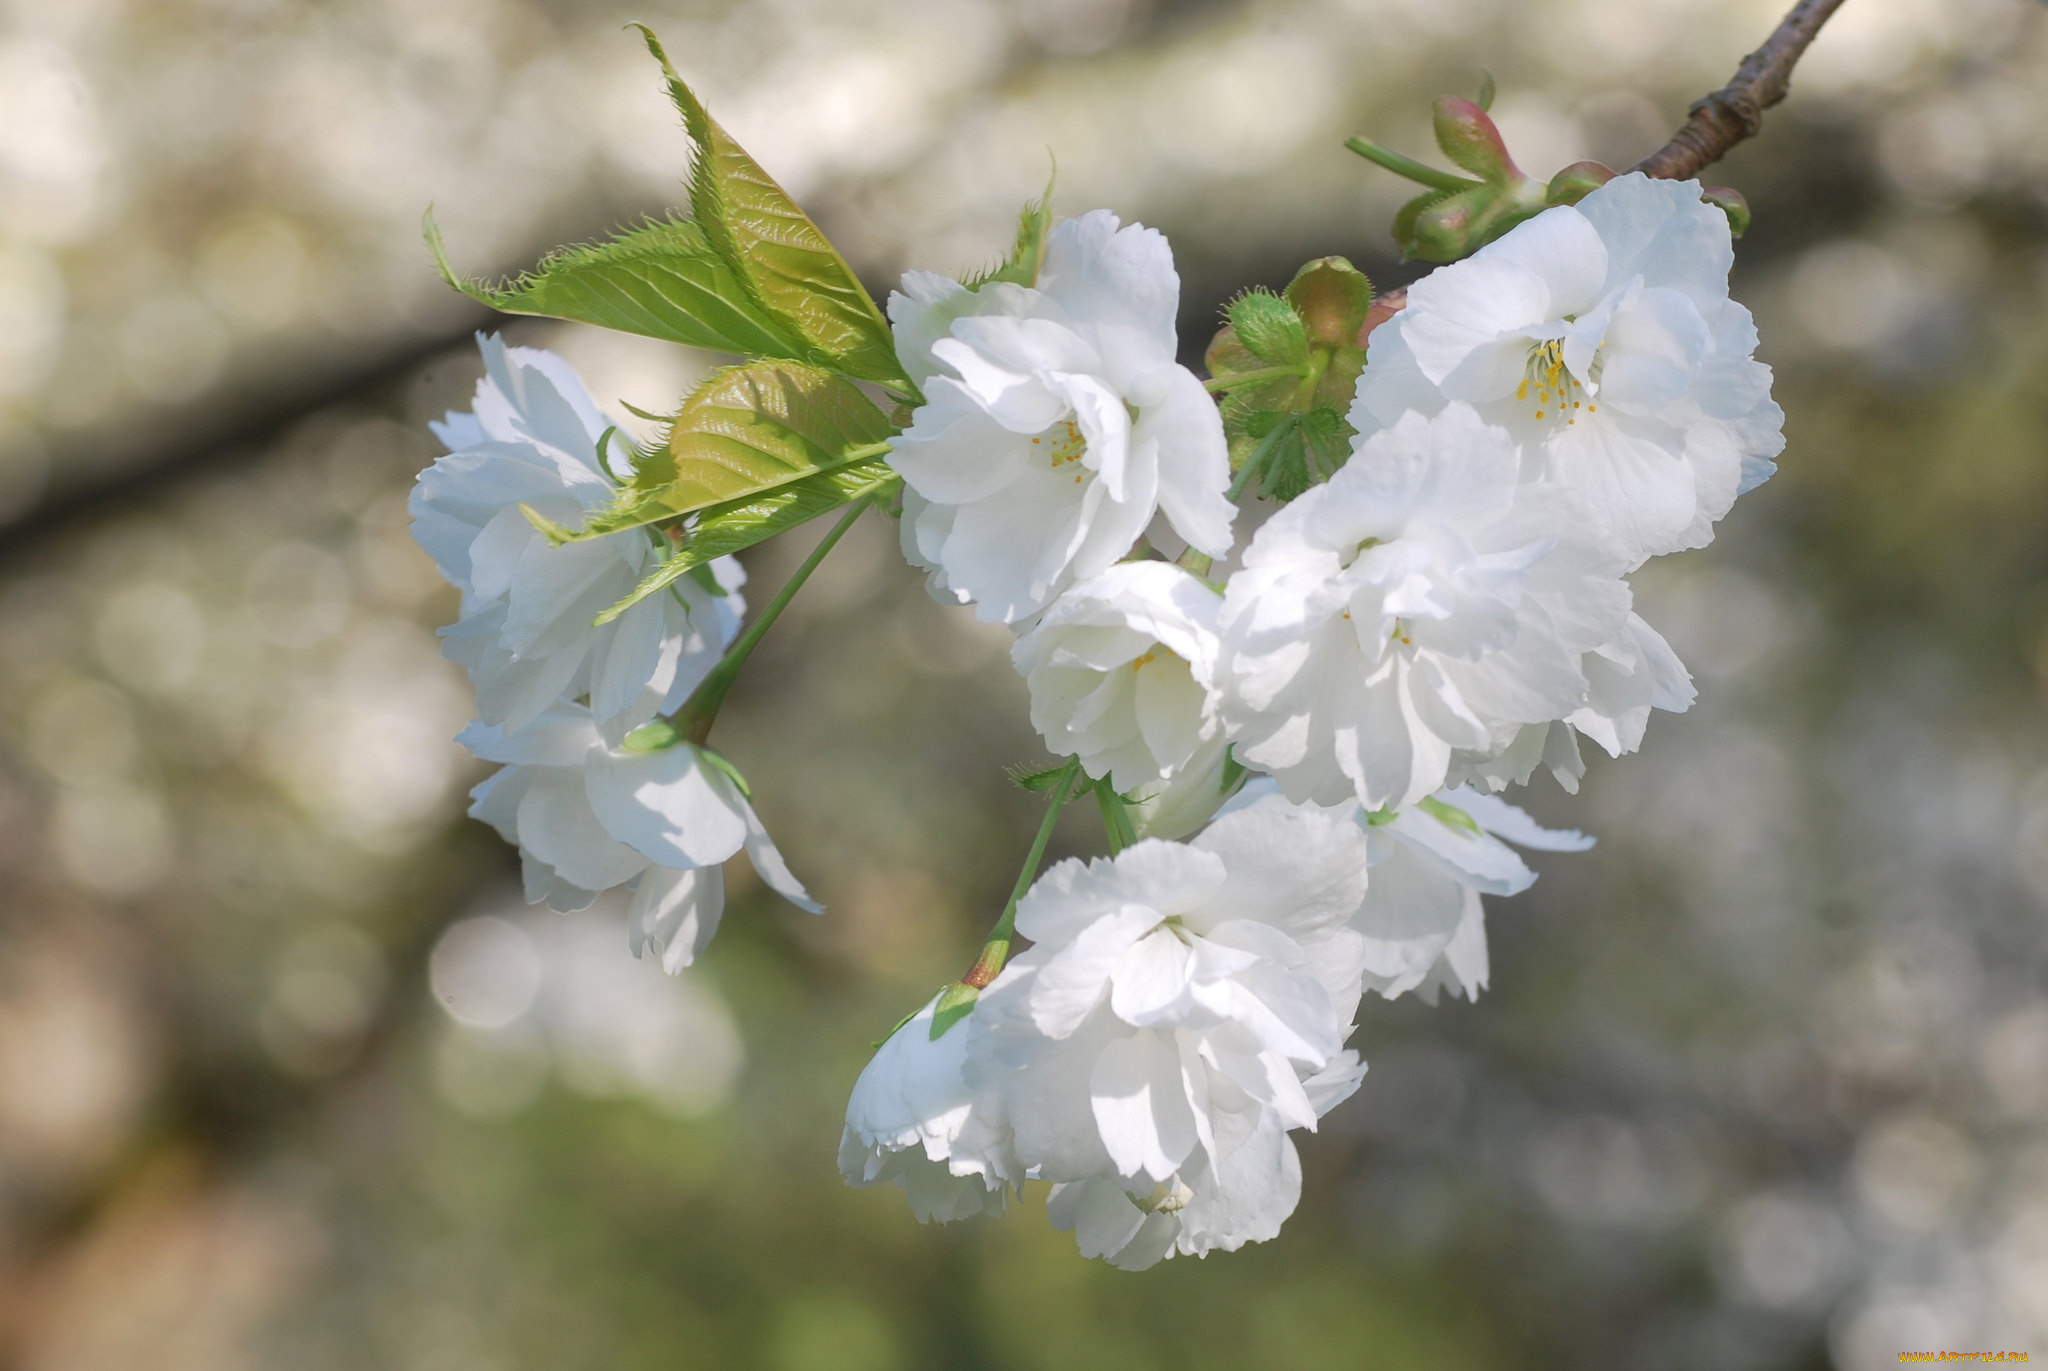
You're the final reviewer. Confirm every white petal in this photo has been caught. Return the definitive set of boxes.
[1089,1029,1200,1181]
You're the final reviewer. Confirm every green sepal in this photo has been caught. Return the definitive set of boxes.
[968,171,1057,289]
[622,719,685,752]
[569,360,895,540]
[636,27,912,394]
[424,210,809,359]
[1093,774,1138,854]
[1226,290,1309,368]
[1417,794,1483,836]
[591,456,899,626]
[929,981,979,1040]
[1364,806,1399,826]
[697,746,753,800]
[1007,762,1072,794]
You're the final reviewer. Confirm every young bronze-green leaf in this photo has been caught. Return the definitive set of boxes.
[575,360,895,539]
[636,28,912,394]
[425,213,805,359]
[593,456,899,625]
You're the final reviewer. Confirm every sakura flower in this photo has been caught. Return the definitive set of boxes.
[1349,174,1784,567]
[972,802,1371,1265]
[1224,778,1592,1002]
[1011,561,1223,794]
[1451,611,1696,794]
[1044,1051,1364,1270]
[1219,404,1632,813]
[837,993,1017,1223]
[887,211,1234,623]
[1364,787,1591,1003]
[413,334,746,743]
[461,704,817,971]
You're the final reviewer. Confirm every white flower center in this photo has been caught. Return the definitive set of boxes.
[1516,337,1599,427]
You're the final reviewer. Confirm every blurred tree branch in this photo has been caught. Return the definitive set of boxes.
[1633,0,1853,181]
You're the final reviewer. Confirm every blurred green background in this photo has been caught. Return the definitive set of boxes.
[0,0,2045,1367]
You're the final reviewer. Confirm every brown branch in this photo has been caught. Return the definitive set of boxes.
[1633,0,1852,181]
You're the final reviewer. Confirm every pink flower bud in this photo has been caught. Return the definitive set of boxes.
[1432,96,1520,184]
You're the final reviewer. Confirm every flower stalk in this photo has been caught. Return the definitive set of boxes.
[674,493,875,746]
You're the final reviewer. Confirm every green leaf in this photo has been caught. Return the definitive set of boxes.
[1227,290,1310,368]
[636,27,912,394]
[592,456,899,626]
[424,212,807,359]
[574,360,896,539]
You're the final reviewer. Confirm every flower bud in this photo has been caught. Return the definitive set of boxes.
[1283,256,1373,348]
[1225,290,1309,367]
[1432,96,1519,184]
[1700,184,1751,236]
[1544,160,1616,206]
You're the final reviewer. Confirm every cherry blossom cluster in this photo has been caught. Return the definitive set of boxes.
[412,340,820,972]
[840,179,1778,1266]
[411,172,1780,1269]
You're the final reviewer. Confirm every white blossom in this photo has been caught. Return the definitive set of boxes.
[461,704,817,971]
[1451,610,1696,794]
[1219,404,1632,813]
[887,211,1234,623]
[1225,779,1592,1003]
[838,994,1016,1223]
[972,802,1371,1266]
[1349,174,1784,568]
[1011,561,1223,794]
[413,335,745,743]
[1044,1051,1363,1270]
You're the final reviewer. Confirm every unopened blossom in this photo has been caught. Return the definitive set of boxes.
[1012,561,1223,794]
[413,335,745,742]
[461,704,817,971]
[971,802,1371,1266]
[887,211,1235,623]
[1452,611,1695,793]
[1349,174,1784,567]
[1125,733,1242,842]
[838,993,1017,1223]
[1220,404,1632,813]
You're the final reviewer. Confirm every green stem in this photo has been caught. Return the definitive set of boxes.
[1228,413,1299,502]
[1344,137,1477,194]
[1094,777,1137,854]
[961,756,1084,989]
[672,494,874,745]
[1204,364,1307,393]
[1291,347,1332,410]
